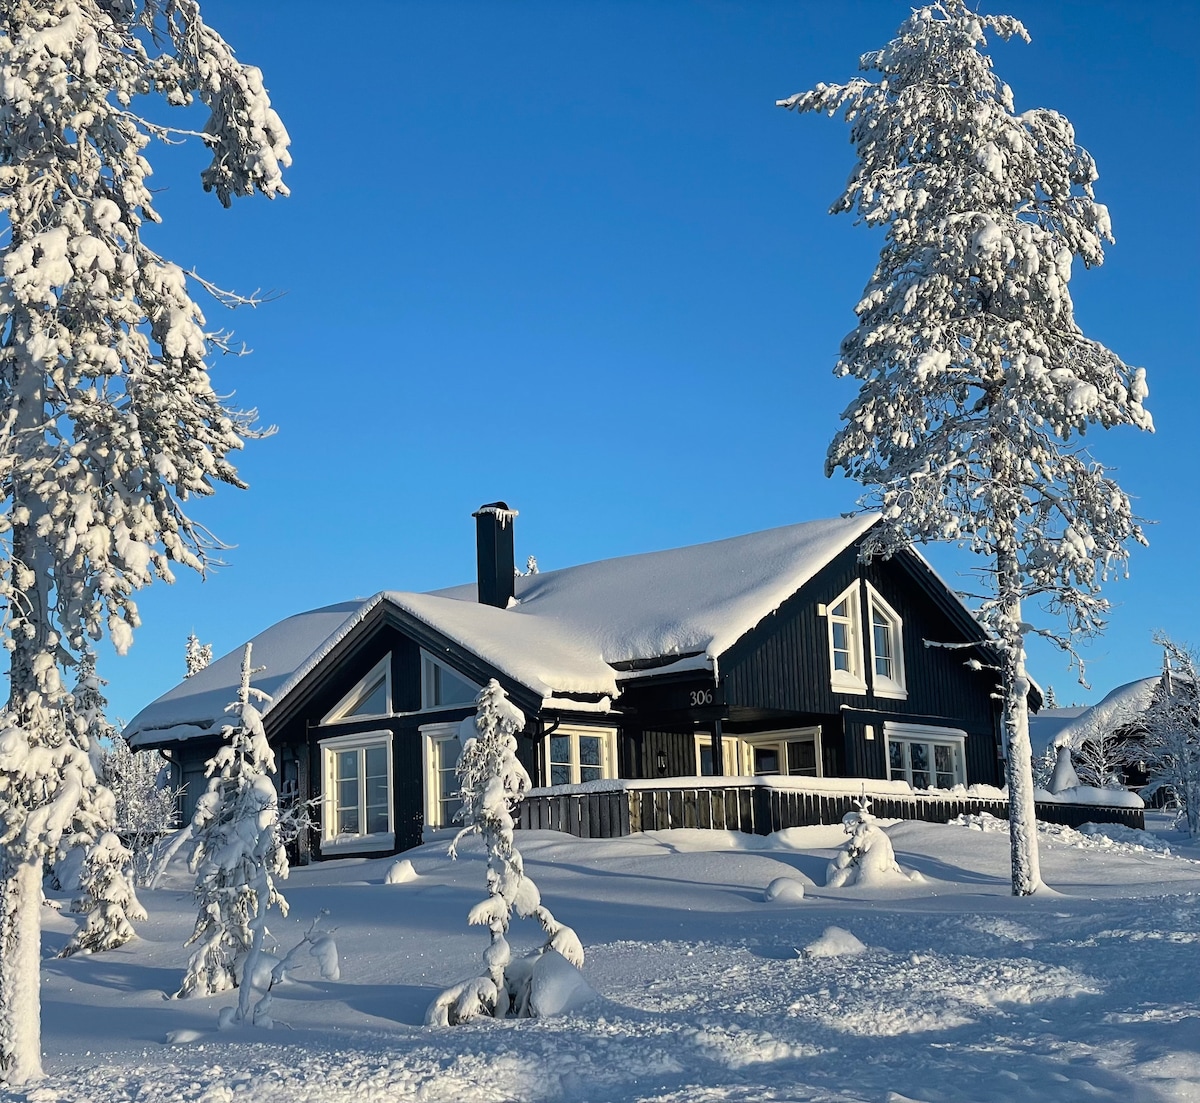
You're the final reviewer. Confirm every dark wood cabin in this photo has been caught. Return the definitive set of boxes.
[126,504,1007,862]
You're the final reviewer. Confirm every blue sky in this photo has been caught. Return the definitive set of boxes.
[103,0,1198,723]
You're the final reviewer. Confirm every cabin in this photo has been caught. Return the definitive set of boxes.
[126,504,1012,861]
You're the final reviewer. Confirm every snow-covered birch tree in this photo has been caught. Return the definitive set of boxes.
[778,0,1152,895]
[178,643,288,1005]
[427,680,583,1026]
[0,1,289,1082]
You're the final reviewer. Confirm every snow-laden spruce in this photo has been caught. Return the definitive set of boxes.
[57,653,146,958]
[0,0,288,1082]
[826,795,918,888]
[1141,636,1200,838]
[779,0,1152,896]
[185,633,214,679]
[177,644,289,1011]
[427,680,584,1026]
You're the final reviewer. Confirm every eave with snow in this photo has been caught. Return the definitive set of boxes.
[127,504,1010,860]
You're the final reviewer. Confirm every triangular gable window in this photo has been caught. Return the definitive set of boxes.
[422,652,479,710]
[323,656,392,724]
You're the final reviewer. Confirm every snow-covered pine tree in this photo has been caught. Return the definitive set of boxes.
[178,644,288,1005]
[0,1,288,1081]
[427,680,583,1026]
[826,794,907,888]
[186,633,214,678]
[1140,636,1199,838]
[778,0,1152,896]
[1044,685,1059,710]
[57,652,146,957]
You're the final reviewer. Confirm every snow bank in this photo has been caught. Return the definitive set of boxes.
[384,859,417,885]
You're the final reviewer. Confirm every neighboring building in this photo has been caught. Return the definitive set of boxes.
[126,505,1009,861]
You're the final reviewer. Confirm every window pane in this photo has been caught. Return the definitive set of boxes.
[935,744,957,788]
[347,675,387,717]
[551,764,571,786]
[787,740,817,776]
[580,766,602,784]
[365,773,388,811]
[578,737,602,768]
[910,742,930,788]
[366,805,389,835]
[874,620,893,678]
[438,739,460,771]
[336,804,359,835]
[440,771,460,800]
[699,744,714,775]
[831,599,848,617]
[753,747,780,774]
[337,750,358,783]
[432,663,477,707]
[550,735,571,766]
[365,745,388,779]
[888,740,905,780]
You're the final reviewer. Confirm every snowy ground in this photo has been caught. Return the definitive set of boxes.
[12,813,1200,1103]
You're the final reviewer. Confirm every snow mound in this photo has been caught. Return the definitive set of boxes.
[950,813,1186,859]
[526,949,599,1017]
[688,1023,822,1068]
[763,876,806,903]
[950,811,1009,832]
[803,925,867,958]
[826,801,922,888]
[384,859,418,884]
[1035,783,1144,809]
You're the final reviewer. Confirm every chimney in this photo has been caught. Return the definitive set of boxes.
[473,502,518,609]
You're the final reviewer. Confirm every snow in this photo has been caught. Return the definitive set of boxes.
[802,925,868,958]
[1035,783,1144,809]
[32,813,1200,1101]
[1028,706,1088,756]
[127,516,882,747]
[1054,677,1160,750]
[763,875,806,903]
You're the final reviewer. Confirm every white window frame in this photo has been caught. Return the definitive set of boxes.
[322,654,392,724]
[738,727,823,778]
[318,729,394,854]
[420,650,481,712]
[543,725,617,787]
[822,582,866,694]
[421,721,467,830]
[884,722,967,791]
[694,732,742,777]
[866,584,907,700]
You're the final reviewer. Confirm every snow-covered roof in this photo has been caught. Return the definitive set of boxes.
[1027,707,1088,757]
[126,515,879,747]
[1052,677,1160,750]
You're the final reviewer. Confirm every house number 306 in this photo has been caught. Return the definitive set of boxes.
[689,689,713,706]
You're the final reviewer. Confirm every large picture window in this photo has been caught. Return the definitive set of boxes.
[319,730,393,853]
[823,583,866,694]
[885,723,966,790]
[866,585,906,699]
[544,727,616,786]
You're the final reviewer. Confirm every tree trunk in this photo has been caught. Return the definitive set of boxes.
[996,541,1042,896]
[0,857,45,1085]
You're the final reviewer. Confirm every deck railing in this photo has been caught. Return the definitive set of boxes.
[514,779,1144,839]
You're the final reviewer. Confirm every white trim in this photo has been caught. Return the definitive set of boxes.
[823,582,866,694]
[322,655,392,724]
[421,720,467,829]
[883,722,967,789]
[543,725,618,786]
[318,729,395,854]
[420,650,481,712]
[694,732,742,777]
[866,583,907,700]
[738,727,823,777]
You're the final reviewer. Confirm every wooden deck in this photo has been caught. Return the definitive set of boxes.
[515,781,1145,838]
